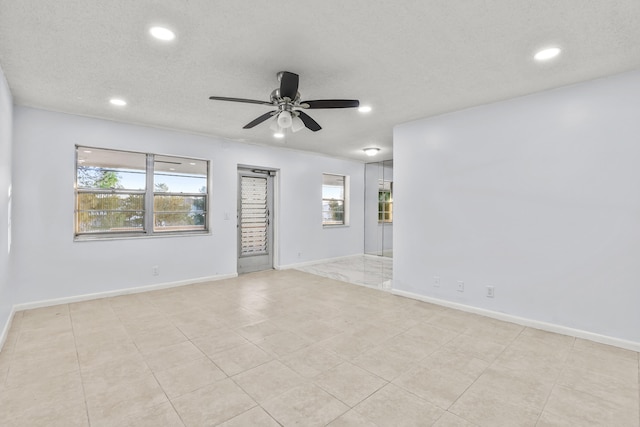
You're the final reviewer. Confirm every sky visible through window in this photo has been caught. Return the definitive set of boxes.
[322,185,344,200]
[154,171,206,194]
[79,168,206,193]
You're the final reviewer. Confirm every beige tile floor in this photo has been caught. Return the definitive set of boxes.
[0,269,638,426]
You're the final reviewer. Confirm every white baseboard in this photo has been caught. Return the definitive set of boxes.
[11,273,238,313]
[276,253,366,270]
[391,288,640,353]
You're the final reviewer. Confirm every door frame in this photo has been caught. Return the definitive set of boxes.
[237,165,279,273]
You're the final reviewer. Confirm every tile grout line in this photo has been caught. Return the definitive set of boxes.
[530,333,576,426]
[150,295,240,427]
[173,306,299,424]
[314,359,390,408]
[110,296,188,426]
[556,339,639,415]
[444,323,525,421]
[69,304,92,427]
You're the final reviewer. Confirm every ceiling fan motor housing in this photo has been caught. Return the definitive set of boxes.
[271,89,301,105]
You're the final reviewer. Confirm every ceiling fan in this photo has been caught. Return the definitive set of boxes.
[209,71,359,133]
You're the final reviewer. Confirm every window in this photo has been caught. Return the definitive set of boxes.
[153,155,208,233]
[322,174,346,226]
[378,180,393,223]
[75,146,208,238]
[76,148,146,234]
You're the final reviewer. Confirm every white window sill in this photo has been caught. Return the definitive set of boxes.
[74,231,211,242]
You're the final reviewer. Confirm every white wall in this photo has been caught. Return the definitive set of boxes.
[0,65,13,341]
[394,70,640,345]
[11,107,364,304]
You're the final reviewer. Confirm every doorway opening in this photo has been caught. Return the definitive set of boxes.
[364,160,393,257]
[237,167,276,274]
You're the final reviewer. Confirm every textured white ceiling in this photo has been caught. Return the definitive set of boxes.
[1,1,639,161]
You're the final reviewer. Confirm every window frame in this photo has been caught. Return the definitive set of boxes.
[322,173,349,227]
[75,146,210,240]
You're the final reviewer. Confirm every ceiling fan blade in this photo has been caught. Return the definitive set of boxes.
[302,99,360,109]
[209,96,273,106]
[243,111,277,129]
[279,71,299,100]
[297,111,322,132]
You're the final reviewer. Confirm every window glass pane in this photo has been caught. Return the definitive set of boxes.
[379,179,392,192]
[77,147,146,190]
[322,200,344,225]
[76,193,144,233]
[154,195,206,232]
[154,155,207,194]
[378,202,392,222]
[322,174,345,200]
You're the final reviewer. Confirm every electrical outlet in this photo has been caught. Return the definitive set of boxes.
[152,266,159,276]
[433,276,440,287]
[486,286,495,298]
[457,281,464,292]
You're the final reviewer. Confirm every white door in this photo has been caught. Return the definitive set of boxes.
[237,168,274,274]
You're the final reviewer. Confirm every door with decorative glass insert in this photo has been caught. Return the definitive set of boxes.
[237,168,274,274]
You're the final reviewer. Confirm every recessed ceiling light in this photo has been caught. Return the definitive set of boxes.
[534,47,561,61]
[109,98,127,106]
[274,132,285,139]
[149,26,175,41]
[169,168,176,171]
[189,162,196,166]
[358,105,372,113]
[83,150,92,153]
[363,147,380,156]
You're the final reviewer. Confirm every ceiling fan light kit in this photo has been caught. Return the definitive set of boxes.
[209,71,360,133]
[291,114,305,132]
[277,110,293,129]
